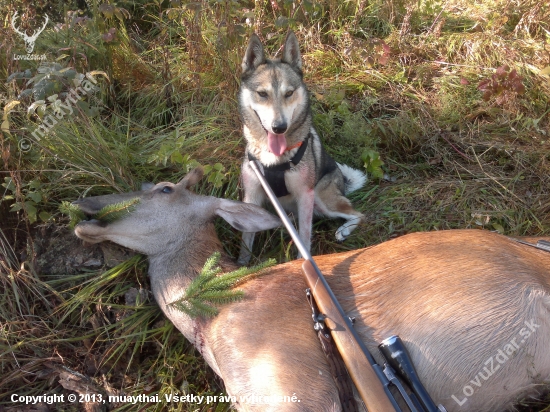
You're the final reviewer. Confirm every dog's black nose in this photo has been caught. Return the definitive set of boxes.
[272,122,287,134]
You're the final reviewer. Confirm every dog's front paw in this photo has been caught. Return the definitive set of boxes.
[335,225,350,242]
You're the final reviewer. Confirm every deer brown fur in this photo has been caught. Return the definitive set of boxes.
[73,168,550,412]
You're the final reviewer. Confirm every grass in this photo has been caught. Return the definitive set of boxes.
[1,0,550,410]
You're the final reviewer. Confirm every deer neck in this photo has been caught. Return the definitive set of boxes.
[145,223,235,374]
[146,222,234,303]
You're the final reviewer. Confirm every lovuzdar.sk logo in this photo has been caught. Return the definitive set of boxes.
[11,11,49,60]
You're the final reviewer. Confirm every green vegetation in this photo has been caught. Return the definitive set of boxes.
[1,0,550,410]
[170,252,276,319]
[59,197,140,228]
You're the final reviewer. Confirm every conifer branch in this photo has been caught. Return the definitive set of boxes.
[60,197,140,227]
[170,252,276,319]
[59,201,86,229]
[94,198,140,223]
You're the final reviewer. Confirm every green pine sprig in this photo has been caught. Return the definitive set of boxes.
[59,201,86,229]
[169,252,276,319]
[60,197,140,228]
[93,198,140,223]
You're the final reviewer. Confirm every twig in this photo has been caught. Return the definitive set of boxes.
[431,60,493,70]
[427,5,447,34]
[440,134,471,161]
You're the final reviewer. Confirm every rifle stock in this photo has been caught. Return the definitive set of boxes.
[301,259,399,412]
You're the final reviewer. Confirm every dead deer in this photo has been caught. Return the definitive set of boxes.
[73,167,550,412]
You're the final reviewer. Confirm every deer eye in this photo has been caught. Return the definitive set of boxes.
[161,186,173,194]
[285,90,294,98]
[257,91,268,98]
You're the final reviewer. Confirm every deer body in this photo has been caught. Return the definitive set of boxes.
[73,169,550,412]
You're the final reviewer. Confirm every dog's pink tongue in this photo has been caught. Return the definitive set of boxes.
[267,132,287,156]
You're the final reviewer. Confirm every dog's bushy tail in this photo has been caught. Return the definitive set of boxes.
[337,163,367,194]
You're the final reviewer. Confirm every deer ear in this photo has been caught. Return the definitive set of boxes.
[179,167,204,189]
[242,34,265,73]
[215,199,281,232]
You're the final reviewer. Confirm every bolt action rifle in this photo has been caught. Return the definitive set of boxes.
[248,159,447,412]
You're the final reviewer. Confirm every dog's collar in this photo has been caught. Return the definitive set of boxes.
[248,135,310,197]
[285,140,303,153]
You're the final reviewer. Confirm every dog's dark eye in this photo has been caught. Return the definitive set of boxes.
[257,91,268,98]
[161,186,173,194]
[285,90,294,98]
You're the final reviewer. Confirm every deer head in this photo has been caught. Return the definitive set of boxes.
[11,12,49,54]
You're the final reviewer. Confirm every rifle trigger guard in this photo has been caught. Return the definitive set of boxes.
[306,288,328,330]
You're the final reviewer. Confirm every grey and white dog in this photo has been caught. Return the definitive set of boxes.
[238,31,366,264]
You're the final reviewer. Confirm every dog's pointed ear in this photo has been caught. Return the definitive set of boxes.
[178,167,204,190]
[242,34,265,73]
[281,31,302,70]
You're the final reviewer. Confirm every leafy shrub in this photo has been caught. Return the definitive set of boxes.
[478,65,525,103]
